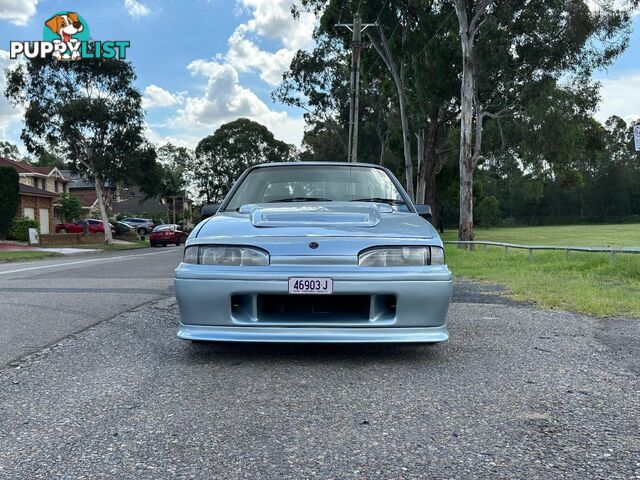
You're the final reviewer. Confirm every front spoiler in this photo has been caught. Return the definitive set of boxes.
[178,324,448,344]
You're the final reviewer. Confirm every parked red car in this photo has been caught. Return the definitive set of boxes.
[55,219,115,234]
[149,224,188,247]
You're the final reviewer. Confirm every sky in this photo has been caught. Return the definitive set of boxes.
[0,0,638,154]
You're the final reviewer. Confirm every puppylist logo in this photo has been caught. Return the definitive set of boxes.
[10,11,130,60]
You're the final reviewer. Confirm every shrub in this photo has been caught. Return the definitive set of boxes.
[9,218,39,242]
[0,166,19,239]
[58,193,84,221]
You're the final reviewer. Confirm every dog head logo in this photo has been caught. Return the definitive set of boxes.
[43,11,90,60]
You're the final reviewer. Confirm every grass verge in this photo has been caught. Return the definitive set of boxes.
[442,223,640,247]
[446,245,640,318]
[0,251,63,263]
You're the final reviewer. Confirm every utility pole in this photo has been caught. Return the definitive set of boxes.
[337,13,377,163]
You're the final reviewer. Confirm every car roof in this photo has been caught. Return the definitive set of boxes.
[250,161,383,169]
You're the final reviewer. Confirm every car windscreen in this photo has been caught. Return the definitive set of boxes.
[152,225,174,232]
[223,166,409,212]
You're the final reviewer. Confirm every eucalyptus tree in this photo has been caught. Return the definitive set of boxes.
[5,57,154,243]
[287,0,462,209]
[450,0,633,240]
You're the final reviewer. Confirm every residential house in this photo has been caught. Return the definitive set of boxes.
[0,157,70,234]
[59,170,113,216]
[112,187,194,227]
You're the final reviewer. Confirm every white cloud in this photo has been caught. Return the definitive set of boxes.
[0,0,38,25]
[124,0,150,18]
[162,59,301,145]
[142,85,181,109]
[236,0,316,51]
[146,0,313,147]
[595,72,640,124]
[226,29,295,85]
[225,0,316,86]
[0,50,24,139]
[144,123,199,149]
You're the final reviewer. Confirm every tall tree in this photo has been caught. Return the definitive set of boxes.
[450,0,632,241]
[285,0,462,212]
[5,57,153,243]
[194,118,295,203]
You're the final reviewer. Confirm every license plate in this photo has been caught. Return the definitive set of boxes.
[288,277,333,294]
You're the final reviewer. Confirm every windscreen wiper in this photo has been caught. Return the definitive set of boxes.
[350,197,406,205]
[268,197,332,203]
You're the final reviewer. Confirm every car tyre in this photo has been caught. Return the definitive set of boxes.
[138,227,147,235]
[59,228,67,234]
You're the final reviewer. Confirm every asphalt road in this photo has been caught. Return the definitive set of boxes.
[0,247,181,367]
[0,250,638,479]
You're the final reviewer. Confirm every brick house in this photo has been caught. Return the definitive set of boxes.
[0,157,70,234]
[59,170,113,216]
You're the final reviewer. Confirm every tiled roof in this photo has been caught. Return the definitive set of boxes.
[112,197,169,215]
[19,183,58,198]
[59,169,111,189]
[0,156,37,174]
[0,156,67,179]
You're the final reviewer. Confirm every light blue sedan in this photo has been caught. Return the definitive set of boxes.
[175,162,452,343]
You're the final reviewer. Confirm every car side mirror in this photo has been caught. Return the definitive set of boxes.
[414,204,432,220]
[201,203,220,219]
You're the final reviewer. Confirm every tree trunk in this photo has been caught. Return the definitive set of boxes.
[94,175,113,244]
[366,28,414,200]
[397,63,414,200]
[416,109,440,204]
[458,36,475,242]
[377,124,388,166]
[416,129,425,200]
[420,118,441,227]
[453,0,492,243]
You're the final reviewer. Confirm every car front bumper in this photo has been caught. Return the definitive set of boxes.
[178,324,448,343]
[175,264,453,343]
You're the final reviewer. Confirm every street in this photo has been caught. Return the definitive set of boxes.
[0,250,639,479]
[0,247,181,367]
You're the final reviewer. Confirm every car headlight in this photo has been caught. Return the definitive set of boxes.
[183,245,269,266]
[358,246,445,266]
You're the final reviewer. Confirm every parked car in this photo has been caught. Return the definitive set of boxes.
[55,219,115,234]
[150,224,188,247]
[121,218,155,235]
[174,162,452,344]
[113,221,134,236]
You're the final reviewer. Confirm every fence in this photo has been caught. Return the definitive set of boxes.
[444,240,640,262]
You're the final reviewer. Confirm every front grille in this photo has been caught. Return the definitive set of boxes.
[257,294,371,322]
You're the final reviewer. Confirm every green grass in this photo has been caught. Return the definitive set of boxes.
[443,224,640,318]
[442,223,640,247]
[0,251,63,263]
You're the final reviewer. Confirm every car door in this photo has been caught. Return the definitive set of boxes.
[88,220,103,233]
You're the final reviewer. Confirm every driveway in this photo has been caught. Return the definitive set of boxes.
[0,255,637,479]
